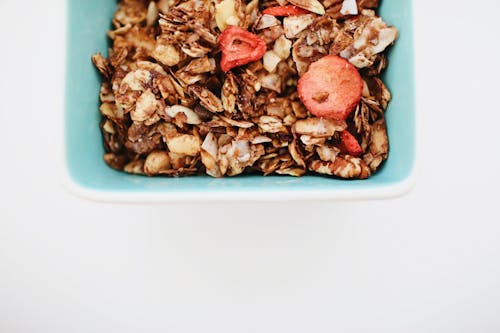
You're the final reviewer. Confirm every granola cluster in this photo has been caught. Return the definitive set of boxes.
[92,0,397,178]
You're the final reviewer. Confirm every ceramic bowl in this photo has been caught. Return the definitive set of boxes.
[64,0,417,202]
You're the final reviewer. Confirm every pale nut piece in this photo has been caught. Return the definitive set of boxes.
[152,43,180,67]
[144,151,171,175]
[102,120,115,134]
[166,134,201,156]
[263,51,282,73]
[273,35,292,60]
[215,0,239,31]
[260,74,281,93]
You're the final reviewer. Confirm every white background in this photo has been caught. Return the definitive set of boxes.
[1,0,500,332]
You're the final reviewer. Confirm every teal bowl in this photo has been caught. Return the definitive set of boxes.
[64,0,417,202]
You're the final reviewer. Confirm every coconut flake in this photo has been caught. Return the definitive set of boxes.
[255,14,280,30]
[165,105,202,125]
[340,0,358,16]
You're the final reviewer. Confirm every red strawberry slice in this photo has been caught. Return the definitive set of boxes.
[340,130,363,157]
[297,55,363,121]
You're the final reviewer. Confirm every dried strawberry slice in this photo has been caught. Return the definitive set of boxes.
[262,5,309,16]
[340,130,363,157]
[297,55,363,120]
[218,26,267,72]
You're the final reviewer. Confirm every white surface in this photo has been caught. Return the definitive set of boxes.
[1,0,500,332]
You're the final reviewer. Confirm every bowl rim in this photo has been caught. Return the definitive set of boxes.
[62,170,419,203]
[61,142,419,202]
[62,0,418,203]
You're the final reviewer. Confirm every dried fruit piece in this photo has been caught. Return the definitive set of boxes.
[339,130,363,156]
[262,5,309,16]
[298,55,363,120]
[218,26,267,72]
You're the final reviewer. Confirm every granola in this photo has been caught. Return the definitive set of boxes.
[92,0,397,179]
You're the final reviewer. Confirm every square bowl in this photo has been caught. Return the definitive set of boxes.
[64,0,417,202]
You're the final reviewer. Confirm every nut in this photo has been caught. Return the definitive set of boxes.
[166,134,201,156]
[144,151,171,175]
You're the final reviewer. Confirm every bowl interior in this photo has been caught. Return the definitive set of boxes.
[65,0,415,194]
